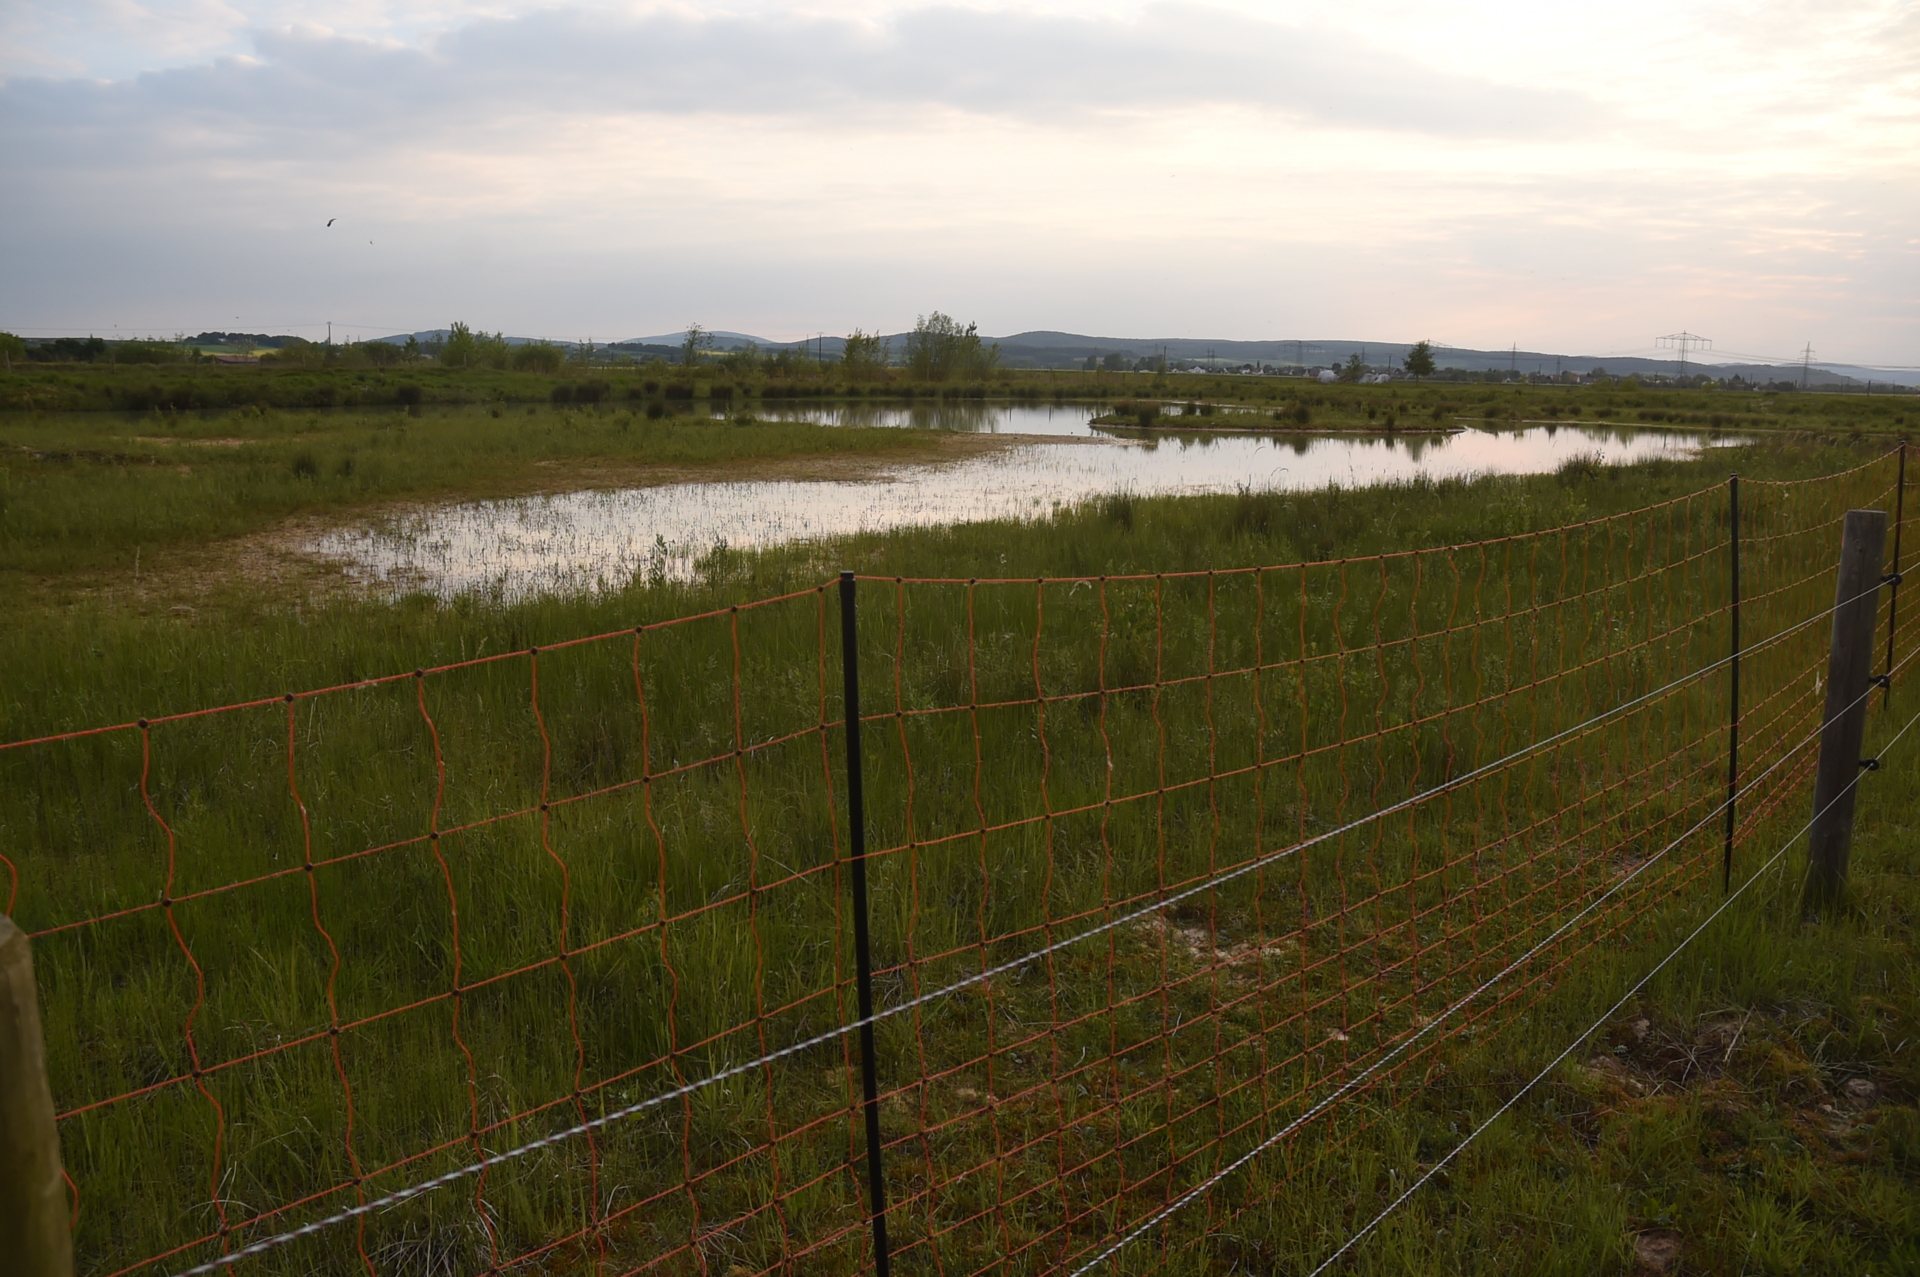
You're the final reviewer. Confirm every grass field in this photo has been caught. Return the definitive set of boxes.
[5,360,1915,431]
[1,403,1915,1276]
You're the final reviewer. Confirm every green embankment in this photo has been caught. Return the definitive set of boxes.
[5,360,1915,429]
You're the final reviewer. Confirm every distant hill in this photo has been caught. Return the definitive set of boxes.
[366,327,1915,387]
[620,330,786,349]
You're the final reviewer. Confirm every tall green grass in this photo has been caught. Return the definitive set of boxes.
[4,442,1912,1274]
[0,407,937,582]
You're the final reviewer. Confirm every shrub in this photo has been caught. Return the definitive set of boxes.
[395,384,423,406]
[576,380,610,404]
[551,385,574,404]
[513,342,564,374]
[1135,405,1160,427]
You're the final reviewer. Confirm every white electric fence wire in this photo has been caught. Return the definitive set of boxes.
[1300,695,1920,1277]
[170,572,1890,1276]
[1064,639,1915,1277]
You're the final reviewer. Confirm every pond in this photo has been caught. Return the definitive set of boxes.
[307,422,1738,600]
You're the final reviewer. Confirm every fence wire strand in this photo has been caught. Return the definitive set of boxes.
[1301,684,1920,1277]
[0,454,1906,1277]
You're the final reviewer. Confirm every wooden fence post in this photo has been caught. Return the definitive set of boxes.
[1804,509,1888,913]
[0,914,73,1276]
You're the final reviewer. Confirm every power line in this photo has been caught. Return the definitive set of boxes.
[1656,331,1713,379]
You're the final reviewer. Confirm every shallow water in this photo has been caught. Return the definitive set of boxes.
[309,424,1736,600]
[732,400,1102,435]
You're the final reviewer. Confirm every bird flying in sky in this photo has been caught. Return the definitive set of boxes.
[326,218,335,226]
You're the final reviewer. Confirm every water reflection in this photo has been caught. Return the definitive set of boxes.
[739,400,1099,435]
[309,425,1737,600]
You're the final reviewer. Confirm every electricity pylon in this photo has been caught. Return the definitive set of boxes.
[1656,332,1712,379]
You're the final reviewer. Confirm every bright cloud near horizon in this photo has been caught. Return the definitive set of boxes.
[2,0,1915,365]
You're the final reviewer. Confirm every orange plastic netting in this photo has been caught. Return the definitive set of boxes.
[0,450,1908,1276]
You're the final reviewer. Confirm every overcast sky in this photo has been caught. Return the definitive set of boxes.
[2,0,1915,364]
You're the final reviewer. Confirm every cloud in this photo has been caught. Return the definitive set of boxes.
[1,3,1596,143]
[0,2,1912,362]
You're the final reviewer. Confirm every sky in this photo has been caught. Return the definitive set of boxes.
[2,0,1916,366]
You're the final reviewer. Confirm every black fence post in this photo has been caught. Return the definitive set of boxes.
[1723,473,1741,892]
[839,571,893,1277]
[1886,441,1907,709]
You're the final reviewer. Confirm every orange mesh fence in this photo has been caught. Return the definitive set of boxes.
[0,450,1908,1277]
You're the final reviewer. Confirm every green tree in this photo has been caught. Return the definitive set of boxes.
[475,331,512,369]
[1339,352,1365,383]
[723,341,763,375]
[513,341,564,373]
[680,324,712,369]
[441,321,478,369]
[1,332,28,372]
[842,330,890,380]
[267,337,319,366]
[1404,340,1436,379]
[402,335,421,364]
[905,312,998,382]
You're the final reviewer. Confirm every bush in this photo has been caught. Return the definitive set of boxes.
[551,385,574,404]
[575,380,610,404]
[1136,405,1160,427]
[119,384,201,412]
[513,342,564,374]
[112,342,184,365]
[395,384,423,406]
